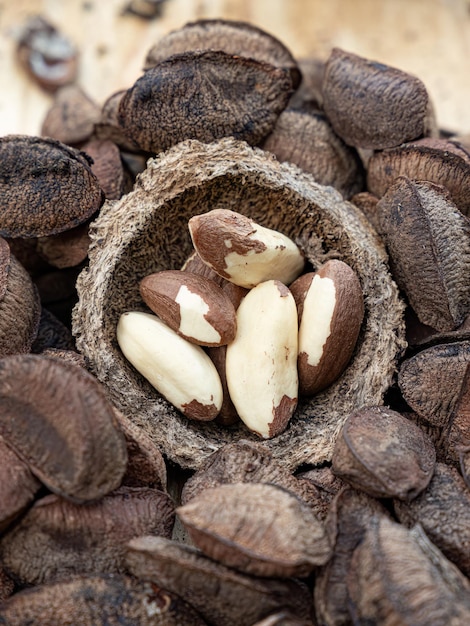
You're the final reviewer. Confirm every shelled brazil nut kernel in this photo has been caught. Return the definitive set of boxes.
[117,209,364,438]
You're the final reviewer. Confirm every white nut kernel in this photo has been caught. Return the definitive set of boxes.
[188,209,305,288]
[225,279,298,438]
[117,311,223,421]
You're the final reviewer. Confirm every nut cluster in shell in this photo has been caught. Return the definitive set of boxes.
[4,17,470,624]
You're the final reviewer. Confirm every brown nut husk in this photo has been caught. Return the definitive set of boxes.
[0,486,175,586]
[81,138,126,200]
[394,462,470,577]
[445,362,470,475]
[332,406,436,500]
[0,237,41,356]
[31,307,76,353]
[181,440,320,509]
[94,90,143,152]
[367,137,470,215]
[350,191,381,233]
[143,18,301,88]
[126,536,314,626]
[113,408,167,491]
[0,354,128,502]
[322,48,436,150]
[39,347,86,368]
[261,109,365,199]
[398,339,470,428]
[35,220,91,269]
[0,574,206,625]
[296,465,345,522]
[72,138,405,470]
[0,135,104,238]
[0,436,41,533]
[288,56,325,113]
[177,482,332,578]
[314,487,390,626]
[377,177,470,332]
[117,51,293,153]
[347,517,470,625]
[40,84,101,145]
[0,569,14,604]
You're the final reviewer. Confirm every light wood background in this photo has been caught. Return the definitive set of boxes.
[1,0,469,137]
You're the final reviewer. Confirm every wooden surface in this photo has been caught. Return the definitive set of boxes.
[1,0,469,137]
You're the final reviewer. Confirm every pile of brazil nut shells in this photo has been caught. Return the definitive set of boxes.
[0,16,470,626]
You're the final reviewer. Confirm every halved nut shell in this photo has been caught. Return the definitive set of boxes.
[72,137,405,470]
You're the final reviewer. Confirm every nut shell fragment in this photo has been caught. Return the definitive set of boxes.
[314,487,390,626]
[181,440,320,508]
[261,109,365,199]
[0,487,175,586]
[0,237,41,356]
[41,84,101,145]
[394,463,470,577]
[0,436,41,533]
[398,339,470,428]
[367,138,470,215]
[0,574,204,626]
[126,535,314,626]
[347,517,470,625]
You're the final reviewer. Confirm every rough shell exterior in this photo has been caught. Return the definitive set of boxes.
[72,138,405,471]
[143,18,301,88]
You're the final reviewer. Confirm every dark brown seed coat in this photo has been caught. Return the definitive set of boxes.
[0,136,103,238]
[261,109,365,199]
[0,574,206,625]
[332,406,436,500]
[177,482,332,578]
[0,487,175,585]
[126,536,314,626]
[118,50,293,153]
[322,48,435,149]
[143,18,301,88]
[0,354,128,502]
[378,176,470,331]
